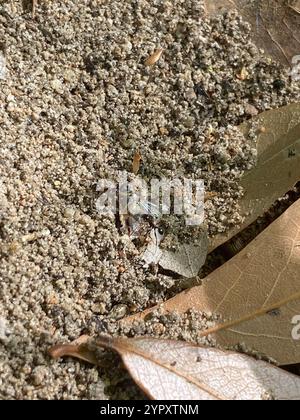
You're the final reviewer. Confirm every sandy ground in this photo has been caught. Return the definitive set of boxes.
[0,0,299,399]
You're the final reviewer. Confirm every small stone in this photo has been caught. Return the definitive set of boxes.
[152,323,166,335]
[107,84,118,97]
[185,88,197,101]
[120,137,134,149]
[159,127,169,136]
[6,102,15,112]
[31,112,40,121]
[237,67,249,80]
[92,303,107,314]
[181,116,195,128]
[50,79,64,94]
[63,70,76,83]
[110,304,128,320]
[32,366,48,386]
[122,40,132,53]
[78,214,94,226]
[244,103,259,116]
[42,51,50,60]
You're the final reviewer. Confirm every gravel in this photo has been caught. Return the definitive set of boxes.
[0,0,299,399]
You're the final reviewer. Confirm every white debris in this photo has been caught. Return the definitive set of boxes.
[0,52,7,80]
[0,317,8,340]
[0,180,8,211]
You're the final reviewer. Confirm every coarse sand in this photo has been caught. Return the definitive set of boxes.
[0,0,300,399]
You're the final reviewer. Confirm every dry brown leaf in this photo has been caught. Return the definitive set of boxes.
[49,335,98,365]
[145,49,163,66]
[205,0,236,16]
[210,103,300,252]
[142,226,208,278]
[127,200,300,365]
[205,0,300,66]
[132,150,142,175]
[50,335,300,400]
[289,0,300,14]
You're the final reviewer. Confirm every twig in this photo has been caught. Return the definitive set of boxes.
[32,0,37,18]
[200,291,300,338]
[132,150,142,175]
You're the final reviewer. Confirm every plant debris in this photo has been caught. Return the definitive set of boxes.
[132,150,142,175]
[50,335,300,400]
[205,0,300,66]
[0,51,7,80]
[126,199,300,366]
[1,0,300,400]
[32,0,37,18]
[144,48,164,67]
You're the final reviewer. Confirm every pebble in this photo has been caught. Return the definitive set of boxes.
[50,79,64,94]
[31,366,48,387]
[244,103,259,116]
[91,303,107,314]
[64,207,76,219]
[110,305,128,320]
